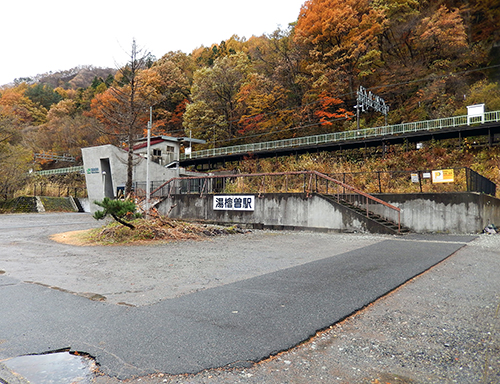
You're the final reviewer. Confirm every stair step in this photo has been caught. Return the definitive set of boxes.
[321,193,410,234]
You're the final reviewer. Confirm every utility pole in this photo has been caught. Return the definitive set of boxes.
[145,106,152,218]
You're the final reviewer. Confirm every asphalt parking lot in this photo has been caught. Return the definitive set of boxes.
[0,213,498,383]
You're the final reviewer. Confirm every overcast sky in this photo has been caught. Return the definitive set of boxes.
[1,0,305,86]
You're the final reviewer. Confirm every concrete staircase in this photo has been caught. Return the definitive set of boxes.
[320,194,410,235]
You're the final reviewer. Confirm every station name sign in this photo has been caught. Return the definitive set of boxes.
[213,195,255,211]
[86,167,100,174]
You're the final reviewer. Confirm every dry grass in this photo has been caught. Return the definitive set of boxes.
[51,218,246,246]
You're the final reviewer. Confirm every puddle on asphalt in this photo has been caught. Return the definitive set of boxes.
[2,351,96,383]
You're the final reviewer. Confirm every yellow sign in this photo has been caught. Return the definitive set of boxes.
[432,169,454,183]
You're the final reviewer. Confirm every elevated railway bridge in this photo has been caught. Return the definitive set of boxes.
[180,110,500,170]
[36,109,500,177]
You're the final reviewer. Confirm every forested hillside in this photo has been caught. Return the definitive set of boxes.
[1,0,500,198]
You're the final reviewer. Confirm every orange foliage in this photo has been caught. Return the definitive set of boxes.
[314,92,354,125]
[0,87,47,125]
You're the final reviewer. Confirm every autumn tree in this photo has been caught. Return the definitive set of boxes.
[0,85,48,125]
[192,39,239,67]
[89,40,157,195]
[236,73,297,141]
[0,113,32,199]
[139,52,192,135]
[314,91,353,126]
[250,27,309,110]
[183,52,252,146]
[295,0,386,94]
[386,3,470,119]
[26,99,104,160]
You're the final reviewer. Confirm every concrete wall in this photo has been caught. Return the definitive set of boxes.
[157,192,500,234]
[79,198,91,213]
[374,193,500,233]
[158,193,380,233]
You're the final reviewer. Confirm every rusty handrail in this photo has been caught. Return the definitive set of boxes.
[151,171,318,196]
[150,170,401,232]
[310,171,400,213]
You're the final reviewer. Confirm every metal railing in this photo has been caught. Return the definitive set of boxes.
[34,153,76,162]
[180,110,500,161]
[147,170,402,232]
[328,167,496,196]
[466,168,496,196]
[34,166,84,176]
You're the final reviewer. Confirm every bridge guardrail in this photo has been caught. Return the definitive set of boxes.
[34,166,84,176]
[180,110,500,161]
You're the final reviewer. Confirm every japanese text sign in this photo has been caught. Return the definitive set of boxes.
[213,195,255,211]
[432,169,454,183]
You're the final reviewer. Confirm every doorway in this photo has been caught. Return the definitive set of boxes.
[100,158,114,198]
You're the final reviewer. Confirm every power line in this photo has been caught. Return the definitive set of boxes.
[209,115,352,146]
[367,64,500,94]
[184,63,500,137]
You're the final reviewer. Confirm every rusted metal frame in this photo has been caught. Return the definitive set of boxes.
[311,170,401,232]
[151,171,315,197]
[258,176,266,197]
[167,180,174,199]
[200,178,208,197]
[311,170,400,212]
[152,170,377,201]
[306,173,314,197]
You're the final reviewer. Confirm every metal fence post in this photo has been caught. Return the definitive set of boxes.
[465,167,470,192]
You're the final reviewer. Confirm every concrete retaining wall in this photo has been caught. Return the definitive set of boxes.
[158,193,369,232]
[374,193,500,234]
[157,192,500,234]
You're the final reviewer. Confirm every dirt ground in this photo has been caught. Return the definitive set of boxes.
[51,229,94,246]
